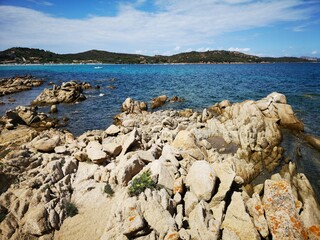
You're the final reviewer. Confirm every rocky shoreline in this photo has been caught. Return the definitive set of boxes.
[0,92,319,239]
[0,75,43,98]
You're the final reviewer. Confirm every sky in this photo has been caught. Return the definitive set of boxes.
[0,0,319,57]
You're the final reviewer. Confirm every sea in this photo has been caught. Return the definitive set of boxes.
[0,63,320,198]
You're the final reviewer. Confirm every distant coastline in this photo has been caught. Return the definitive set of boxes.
[1,47,318,65]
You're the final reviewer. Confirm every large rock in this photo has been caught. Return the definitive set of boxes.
[189,201,220,240]
[121,98,147,114]
[275,103,304,131]
[210,160,236,206]
[172,130,205,160]
[151,95,168,109]
[246,193,269,238]
[148,160,175,191]
[185,160,216,201]
[292,174,320,239]
[85,141,108,164]
[121,128,140,155]
[221,192,260,240]
[22,204,50,235]
[263,179,308,240]
[0,75,43,96]
[31,135,60,153]
[31,81,87,105]
[140,190,176,238]
[117,155,145,185]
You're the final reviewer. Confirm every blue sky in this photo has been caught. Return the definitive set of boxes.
[0,0,319,57]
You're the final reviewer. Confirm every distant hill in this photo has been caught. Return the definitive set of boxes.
[0,47,316,64]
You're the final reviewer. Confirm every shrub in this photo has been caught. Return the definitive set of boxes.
[66,202,78,217]
[128,171,157,197]
[104,183,114,196]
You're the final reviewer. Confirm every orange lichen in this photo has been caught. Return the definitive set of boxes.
[166,233,179,239]
[290,216,308,240]
[309,225,320,237]
[129,216,136,221]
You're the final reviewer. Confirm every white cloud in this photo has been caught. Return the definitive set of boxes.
[174,46,181,51]
[197,47,212,52]
[311,50,318,55]
[228,47,251,53]
[27,0,53,7]
[0,0,313,54]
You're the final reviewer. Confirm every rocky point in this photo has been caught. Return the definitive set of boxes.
[0,92,319,240]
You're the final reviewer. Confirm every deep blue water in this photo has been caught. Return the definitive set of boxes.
[0,63,320,199]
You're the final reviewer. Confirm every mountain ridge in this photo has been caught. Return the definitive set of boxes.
[0,47,317,64]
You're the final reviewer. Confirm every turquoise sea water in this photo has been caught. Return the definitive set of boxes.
[1,63,320,197]
[1,63,319,136]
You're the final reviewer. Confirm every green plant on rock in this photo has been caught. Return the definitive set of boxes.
[65,201,78,217]
[128,171,157,197]
[104,183,114,196]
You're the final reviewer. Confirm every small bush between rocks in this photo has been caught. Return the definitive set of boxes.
[104,183,114,196]
[128,171,157,196]
[66,201,78,217]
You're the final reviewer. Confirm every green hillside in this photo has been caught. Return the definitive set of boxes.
[0,47,316,64]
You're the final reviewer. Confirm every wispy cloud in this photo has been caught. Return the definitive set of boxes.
[311,50,318,55]
[0,0,315,54]
[27,0,53,7]
[228,47,251,53]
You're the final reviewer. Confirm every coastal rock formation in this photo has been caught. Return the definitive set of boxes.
[0,105,60,132]
[0,93,319,240]
[0,75,43,96]
[151,95,168,109]
[31,81,91,105]
[121,97,148,114]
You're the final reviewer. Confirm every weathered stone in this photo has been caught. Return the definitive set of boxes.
[263,179,308,240]
[103,142,122,157]
[121,128,139,155]
[22,204,50,235]
[184,191,198,217]
[221,192,259,240]
[149,160,175,191]
[105,124,120,136]
[151,95,167,109]
[185,160,216,201]
[32,81,87,105]
[210,161,235,206]
[275,103,304,131]
[246,193,269,238]
[292,173,320,239]
[136,150,155,163]
[189,201,220,240]
[50,104,58,113]
[140,190,176,237]
[86,141,108,163]
[73,151,88,162]
[122,199,146,238]
[117,155,145,185]
[31,135,60,152]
